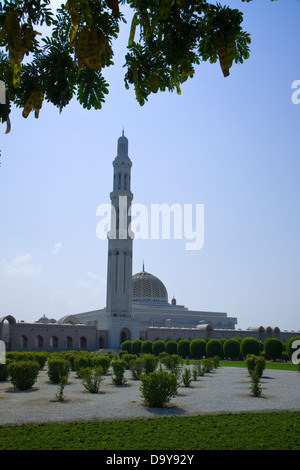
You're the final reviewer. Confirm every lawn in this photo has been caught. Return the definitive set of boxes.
[218,361,298,371]
[0,411,299,450]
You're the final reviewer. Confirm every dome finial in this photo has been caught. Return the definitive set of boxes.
[142,260,145,272]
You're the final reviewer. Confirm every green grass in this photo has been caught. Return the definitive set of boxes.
[0,411,299,450]
[218,361,298,371]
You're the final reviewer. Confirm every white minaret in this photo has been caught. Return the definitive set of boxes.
[106,131,133,318]
[101,132,139,349]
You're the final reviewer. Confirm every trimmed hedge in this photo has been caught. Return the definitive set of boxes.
[152,340,165,357]
[190,339,206,358]
[8,360,40,390]
[240,337,260,358]
[177,339,190,358]
[206,339,222,358]
[223,339,241,360]
[141,341,153,354]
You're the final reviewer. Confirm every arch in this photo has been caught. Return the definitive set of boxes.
[0,315,16,346]
[120,328,131,344]
[266,326,273,338]
[273,326,281,338]
[0,315,16,326]
[98,336,104,349]
[20,335,28,348]
[36,335,43,348]
[65,336,73,348]
[80,336,87,349]
[50,336,58,348]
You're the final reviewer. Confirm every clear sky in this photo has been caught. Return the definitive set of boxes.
[0,0,299,332]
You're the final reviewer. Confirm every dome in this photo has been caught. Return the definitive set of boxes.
[132,268,168,303]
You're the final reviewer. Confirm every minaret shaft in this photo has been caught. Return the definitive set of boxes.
[106,133,133,318]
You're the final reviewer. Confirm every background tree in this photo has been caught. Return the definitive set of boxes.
[190,338,206,359]
[223,338,241,360]
[131,339,142,355]
[165,340,177,355]
[0,0,277,133]
[206,339,222,358]
[141,340,153,354]
[240,337,260,359]
[263,338,283,361]
[152,339,165,356]
[177,339,190,358]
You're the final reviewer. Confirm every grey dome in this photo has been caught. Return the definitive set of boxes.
[132,269,168,303]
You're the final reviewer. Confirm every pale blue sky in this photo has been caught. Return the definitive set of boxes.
[0,0,299,332]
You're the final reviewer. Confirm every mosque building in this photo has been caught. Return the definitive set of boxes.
[0,133,298,351]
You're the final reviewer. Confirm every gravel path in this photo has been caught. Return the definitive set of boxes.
[0,366,299,426]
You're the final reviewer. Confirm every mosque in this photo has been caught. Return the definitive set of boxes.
[0,133,298,351]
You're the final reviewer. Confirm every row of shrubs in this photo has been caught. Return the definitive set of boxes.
[0,349,221,405]
[121,336,300,362]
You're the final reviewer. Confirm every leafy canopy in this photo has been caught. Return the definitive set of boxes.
[0,0,277,133]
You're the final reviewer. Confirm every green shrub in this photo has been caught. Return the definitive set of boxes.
[206,339,222,358]
[81,367,104,393]
[201,358,214,373]
[59,351,79,370]
[177,339,190,358]
[5,352,48,369]
[33,352,49,369]
[152,340,165,357]
[0,360,10,381]
[245,354,265,378]
[264,338,283,361]
[47,357,70,383]
[165,340,178,355]
[54,375,68,402]
[223,339,241,360]
[112,359,126,385]
[194,360,204,376]
[74,353,94,376]
[129,358,144,380]
[132,340,142,356]
[141,341,153,354]
[240,338,260,358]
[121,353,137,369]
[8,360,40,390]
[141,354,158,374]
[212,355,220,368]
[182,368,192,387]
[250,371,262,397]
[190,339,206,359]
[121,340,132,354]
[160,354,180,371]
[140,370,178,407]
[93,355,111,374]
